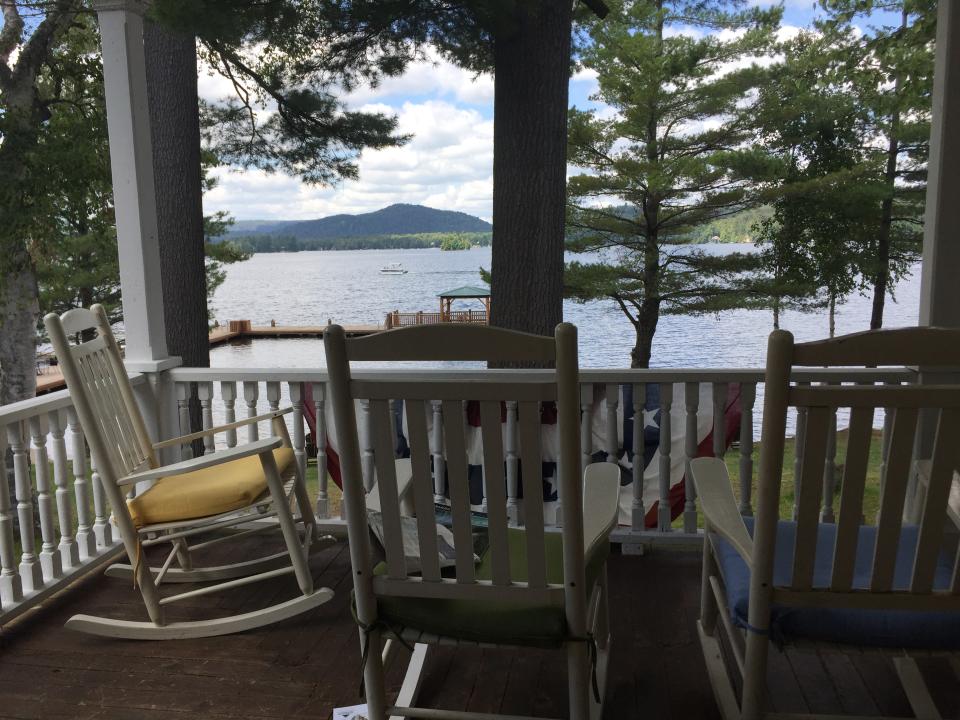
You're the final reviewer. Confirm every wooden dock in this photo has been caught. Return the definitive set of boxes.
[208,320,381,346]
[35,320,382,395]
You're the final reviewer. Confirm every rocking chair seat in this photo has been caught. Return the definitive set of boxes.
[128,447,295,528]
[713,518,960,650]
[372,528,610,648]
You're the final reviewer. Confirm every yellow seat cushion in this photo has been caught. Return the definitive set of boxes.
[127,447,295,528]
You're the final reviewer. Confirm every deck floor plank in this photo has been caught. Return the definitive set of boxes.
[1,540,958,719]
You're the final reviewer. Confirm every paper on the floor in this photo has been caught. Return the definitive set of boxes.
[333,703,368,720]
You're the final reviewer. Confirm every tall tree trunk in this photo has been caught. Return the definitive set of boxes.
[144,22,208,370]
[773,299,780,330]
[631,302,659,369]
[870,8,907,331]
[144,21,208,443]
[490,0,572,344]
[0,262,39,405]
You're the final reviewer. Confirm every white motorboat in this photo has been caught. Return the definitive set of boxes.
[380,263,408,275]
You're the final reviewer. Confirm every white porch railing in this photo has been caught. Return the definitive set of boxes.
[0,364,913,624]
[168,366,915,543]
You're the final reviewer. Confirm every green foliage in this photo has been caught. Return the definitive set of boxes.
[695,207,773,244]
[566,0,781,367]
[232,231,490,253]
[151,0,411,185]
[440,234,473,250]
[25,17,123,328]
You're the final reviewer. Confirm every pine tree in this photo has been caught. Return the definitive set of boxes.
[818,0,935,329]
[565,0,780,368]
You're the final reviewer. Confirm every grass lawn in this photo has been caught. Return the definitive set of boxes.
[719,429,885,525]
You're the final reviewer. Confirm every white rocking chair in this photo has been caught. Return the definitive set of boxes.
[324,322,621,720]
[44,304,334,639]
[694,327,960,720]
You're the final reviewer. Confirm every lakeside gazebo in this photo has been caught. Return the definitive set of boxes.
[438,285,491,322]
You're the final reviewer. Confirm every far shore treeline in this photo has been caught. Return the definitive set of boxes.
[229,230,491,253]
[220,204,770,253]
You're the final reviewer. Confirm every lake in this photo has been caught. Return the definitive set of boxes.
[209,244,922,370]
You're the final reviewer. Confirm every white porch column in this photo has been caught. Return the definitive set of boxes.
[92,0,169,362]
[919,0,960,328]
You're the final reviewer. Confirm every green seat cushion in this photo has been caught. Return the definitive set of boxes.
[371,528,609,648]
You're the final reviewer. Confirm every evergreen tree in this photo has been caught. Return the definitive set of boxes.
[565,0,780,368]
[752,29,876,335]
[818,0,935,329]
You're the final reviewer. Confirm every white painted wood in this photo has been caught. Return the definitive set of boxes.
[44,305,329,638]
[658,383,673,532]
[176,382,192,461]
[90,0,168,363]
[518,400,547,589]
[871,406,919,592]
[479,400,510,586]
[712,382,727,459]
[29,415,62,581]
[912,408,960,593]
[430,399,446,505]
[361,399,376,493]
[324,322,613,720]
[243,381,260,442]
[820,395,838,523]
[390,643,429,720]
[504,400,520,525]
[405,400,441,583]
[198,381,215,455]
[48,409,79,570]
[792,384,809,521]
[580,384,593,479]
[604,383,619,465]
[791,406,831,592]
[371,399,407,580]
[919,0,960,331]
[67,407,96,560]
[289,382,307,481]
[90,451,113,547]
[692,459,753,564]
[311,383,328,518]
[443,400,476,585]
[8,422,42,593]
[220,381,238,448]
[66,589,333,640]
[830,406,874,592]
[892,656,943,720]
[738,383,756,516]
[0,429,23,606]
[684,382,700,534]
[631,383,646,531]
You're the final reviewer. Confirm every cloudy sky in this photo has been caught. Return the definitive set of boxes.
[200,1,886,223]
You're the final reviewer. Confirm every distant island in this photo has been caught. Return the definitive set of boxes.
[223,203,492,253]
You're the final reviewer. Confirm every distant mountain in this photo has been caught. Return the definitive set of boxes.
[227,204,491,241]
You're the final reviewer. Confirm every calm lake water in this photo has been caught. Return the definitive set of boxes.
[209,244,922,370]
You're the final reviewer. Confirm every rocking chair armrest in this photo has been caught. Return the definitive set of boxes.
[691,457,753,566]
[583,462,621,554]
[152,408,294,450]
[119,437,284,486]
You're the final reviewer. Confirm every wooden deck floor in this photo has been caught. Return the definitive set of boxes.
[0,538,957,719]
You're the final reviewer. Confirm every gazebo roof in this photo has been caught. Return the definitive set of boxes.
[437,285,491,299]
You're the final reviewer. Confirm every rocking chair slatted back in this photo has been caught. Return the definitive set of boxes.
[325,321,584,609]
[756,328,960,612]
[45,305,156,484]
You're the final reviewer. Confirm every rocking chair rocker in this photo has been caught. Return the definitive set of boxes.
[44,305,334,639]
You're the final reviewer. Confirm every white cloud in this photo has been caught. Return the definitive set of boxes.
[205,100,494,222]
[346,48,493,107]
